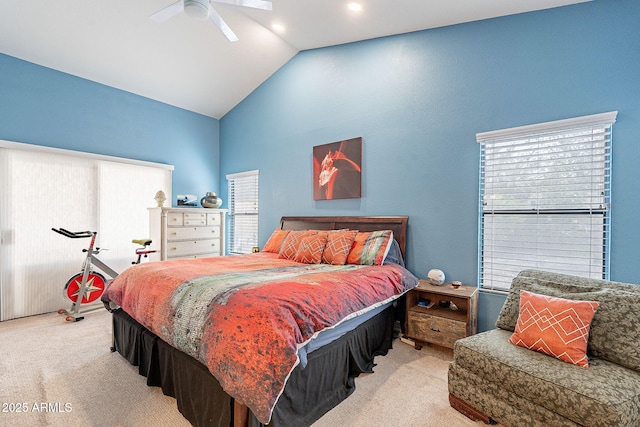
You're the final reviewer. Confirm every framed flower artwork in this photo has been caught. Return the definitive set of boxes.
[313,137,362,200]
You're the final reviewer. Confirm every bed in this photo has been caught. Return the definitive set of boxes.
[103,215,416,427]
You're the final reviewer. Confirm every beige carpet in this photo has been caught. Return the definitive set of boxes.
[0,308,488,427]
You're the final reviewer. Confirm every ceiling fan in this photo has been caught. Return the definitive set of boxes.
[150,0,273,42]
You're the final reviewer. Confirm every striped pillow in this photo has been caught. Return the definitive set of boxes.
[346,230,393,266]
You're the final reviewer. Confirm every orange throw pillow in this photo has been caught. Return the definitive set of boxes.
[279,230,318,260]
[346,230,393,266]
[293,233,329,264]
[262,229,291,253]
[322,230,358,265]
[509,290,599,368]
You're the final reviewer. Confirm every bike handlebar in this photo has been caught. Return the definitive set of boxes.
[52,228,95,239]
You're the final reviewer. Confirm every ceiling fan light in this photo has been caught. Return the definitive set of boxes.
[184,0,210,20]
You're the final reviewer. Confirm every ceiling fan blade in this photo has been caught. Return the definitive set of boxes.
[211,0,272,11]
[208,7,239,42]
[149,0,185,23]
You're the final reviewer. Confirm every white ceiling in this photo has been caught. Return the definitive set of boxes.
[0,0,589,119]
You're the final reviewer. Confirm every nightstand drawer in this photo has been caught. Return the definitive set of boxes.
[407,310,467,348]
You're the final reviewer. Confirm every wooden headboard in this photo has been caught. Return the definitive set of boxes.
[279,216,409,262]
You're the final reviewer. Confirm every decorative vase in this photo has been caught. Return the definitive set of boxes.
[201,192,222,208]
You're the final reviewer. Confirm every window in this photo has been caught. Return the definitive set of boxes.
[226,170,259,254]
[477,112,617,291]
[0,140,172,320]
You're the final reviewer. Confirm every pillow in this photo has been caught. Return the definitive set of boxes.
[322,230,358,265]
[495,269,640,372]
[262,229,291,253]
[509,290,599,368]
[279,230,319,260]
[346,230,393,266]
[293,233,329,264]
[383,239,405,267]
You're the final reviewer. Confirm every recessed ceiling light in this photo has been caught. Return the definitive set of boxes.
[272,23,285,33]
[348,2,362,12]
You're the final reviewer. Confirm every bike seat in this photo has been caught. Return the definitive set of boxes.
[132,239,152,246]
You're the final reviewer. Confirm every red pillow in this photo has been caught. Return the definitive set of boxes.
[262,229,290,253]
[322,230,358,265]
[509,290,599,368]
[293,233,329,264]
[278,230,318,260]
[346,230,393,266]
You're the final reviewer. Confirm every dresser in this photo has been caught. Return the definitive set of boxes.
[148,207,227,261]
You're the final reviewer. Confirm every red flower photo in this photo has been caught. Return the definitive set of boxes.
[313,137,362,200]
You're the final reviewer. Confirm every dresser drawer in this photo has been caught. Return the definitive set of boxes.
[183,212,207,226]
[167,212,184,226]
[167,226,220,241]
[167,252,220,260]
[166,239,221,257]
[407,310,467,348]
[207,213,221,226]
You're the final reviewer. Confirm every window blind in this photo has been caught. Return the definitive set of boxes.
[226,170,259,255]
[0,141,172,320]
[477,112,617,291]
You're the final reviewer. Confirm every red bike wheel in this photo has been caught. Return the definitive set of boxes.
[64,272,106,304]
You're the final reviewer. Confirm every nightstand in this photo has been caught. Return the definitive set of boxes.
[405,280,478,349]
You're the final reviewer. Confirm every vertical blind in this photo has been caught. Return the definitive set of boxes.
[0,141,172,320]
[227,170,259,254]
[477,112,617,291]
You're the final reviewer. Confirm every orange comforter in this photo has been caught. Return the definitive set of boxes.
[102,252,418,423]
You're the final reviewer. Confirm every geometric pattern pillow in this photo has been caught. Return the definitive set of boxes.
[262,229,291,253]
[322,230,357,265]
[278,230,318,260]
[293,233,329,264]
[509,290,600,368]
[346,230,393,266]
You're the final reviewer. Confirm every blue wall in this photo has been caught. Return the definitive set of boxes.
[1,1,638,331]
[0,53,220,202]
[220,0,640,331]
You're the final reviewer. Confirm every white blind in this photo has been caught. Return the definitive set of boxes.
[0,142,172,320]
[226,170,259,254]
[478,112,617,291]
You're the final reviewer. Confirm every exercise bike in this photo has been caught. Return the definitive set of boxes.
[52,228,156,322]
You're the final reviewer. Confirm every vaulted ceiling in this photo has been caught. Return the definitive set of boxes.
[0,0,589,119]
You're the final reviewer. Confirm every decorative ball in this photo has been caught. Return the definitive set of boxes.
[427,269,445,286]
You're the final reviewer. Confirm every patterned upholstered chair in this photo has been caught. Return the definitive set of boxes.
[448,269,640,427]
